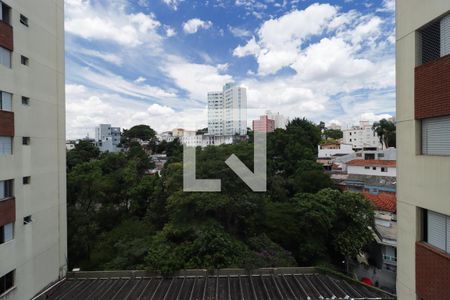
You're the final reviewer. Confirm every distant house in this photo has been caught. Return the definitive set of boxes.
[318,142,354,158]
[252,115,275,133]
[347,160,396,177]
[343,121,383,151]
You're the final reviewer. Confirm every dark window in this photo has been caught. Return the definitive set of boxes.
[23,215,32,225]
[372,167,376,170]
[22,96,30,106]
[420,19,441,64]
[21,55,29,66]
[0,223,13,244]
[1,179,13,199]
[364,166,370,170]
[381,167,388,172]
[0,2,11,24]
[0,270,14,295]
[20,14,28,27]
[22,137,30,145]
[22,176,30,185]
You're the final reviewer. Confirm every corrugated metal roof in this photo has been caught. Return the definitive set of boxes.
[33,268,395,300]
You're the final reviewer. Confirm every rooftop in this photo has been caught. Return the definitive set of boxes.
[33,268,395,300]
[363,191,397,213]
[347,160,396,167]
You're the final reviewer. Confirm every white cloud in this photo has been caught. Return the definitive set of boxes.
[134,76,146,84]
[162,0,180,10]
[65,0,161,47]
[183,18,213,34]
[164,56,233,101]
[216,63,229,72]
[77,49,123,65]
[165,26,177,37]
[234,3,337,75]
[228,25,252,38]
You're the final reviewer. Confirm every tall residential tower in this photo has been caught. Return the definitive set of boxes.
[397,1,450,299]
[0,1,66,299]
[207,83,247,136]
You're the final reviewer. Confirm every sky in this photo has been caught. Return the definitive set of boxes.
[65,0,396,139]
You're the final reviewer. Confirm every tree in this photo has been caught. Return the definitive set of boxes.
[121,125,157,149]
[67,140,100,170]
[323,128,343,140]
[372,119,396,148]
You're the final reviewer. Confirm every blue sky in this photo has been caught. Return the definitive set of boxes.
[65,0,395,138]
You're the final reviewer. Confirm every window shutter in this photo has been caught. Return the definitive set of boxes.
[441,14,450,57]
[0,181,4,199]
[447,216,450,253]
[422,116,450,155]
[427,210,446,251]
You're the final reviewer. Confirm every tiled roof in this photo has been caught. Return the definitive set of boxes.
[347,160,396,167]
[363,191,397,213]
[33,268,395,300]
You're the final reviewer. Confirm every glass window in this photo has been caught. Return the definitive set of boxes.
[0,91,12,111]
[0,137,12,155]
[0,47,11,68]
[0,223,13,244]
[0,270,14,296]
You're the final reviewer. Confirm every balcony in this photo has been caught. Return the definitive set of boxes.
[0,110,14,136]
[416,241,450,300]
[415,54,450,119]
[0,20,13,51]
[0,197,15,227]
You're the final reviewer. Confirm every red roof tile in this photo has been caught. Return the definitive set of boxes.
[347,160,396,167]
[363,191,396,213]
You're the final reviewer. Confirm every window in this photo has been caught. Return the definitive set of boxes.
[22,137,30,145]
[0,47,11,68]
[0,180,13,200]
[0,2,11,24]
[364,166,370,170]
[23,215,32,225]
[372,167,376,170]
[0,91,12,111]
[19,14,28,27]
[0,270,14,296]
[378,153,385,158]
[22,176,30,185]
[0,223,13,244]
[422,116,450,155]
[21,96,29,106]
[21,55,29,66]
[424,210,450,253]
[381,167,388,172]
[419,14,450,64]
[0,137,12,155]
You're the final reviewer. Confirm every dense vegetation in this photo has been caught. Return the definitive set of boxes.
[67,118,374,274]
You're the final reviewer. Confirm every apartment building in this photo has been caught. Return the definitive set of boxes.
[0,1,66,299]
[396,1,450,299]
[207,83,247,136]
[343,121,383,151]
[252,115,275,133]
[95,124,121,153]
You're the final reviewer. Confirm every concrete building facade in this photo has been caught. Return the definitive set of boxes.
[252,115,275,133]
[208,83,247,136]
[343,121,383,151]
[396,1,450,299]
[0,0,67,299]
[95,124,121,153]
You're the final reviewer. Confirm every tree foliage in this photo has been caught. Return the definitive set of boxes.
[67,120,375,275]
[372,119,396,148]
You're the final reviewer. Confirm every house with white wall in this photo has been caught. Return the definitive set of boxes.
[347,160,396,177]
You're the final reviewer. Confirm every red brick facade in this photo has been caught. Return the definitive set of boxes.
[415,54,450,119]
[416,241,450,300]
[0,20,13,51]
[0,110,14,136]
[0,197,15,227]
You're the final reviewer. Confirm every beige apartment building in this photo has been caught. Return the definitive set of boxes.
[396,1,450,299]
[0,0,66,299]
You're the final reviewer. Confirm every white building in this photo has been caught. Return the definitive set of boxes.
[208,83,247,136]
[0,1,67,299]
[95,124,121,153]
[343,121,383,151]
[266,111,288,129]
[347,160,396,177]
[318,142,354,158]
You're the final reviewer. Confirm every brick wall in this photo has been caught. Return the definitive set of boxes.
[0,110,14,136]
[415,54,450,119]
[0,20,13,51]
[416,241,450,300]
[0,198,15,227]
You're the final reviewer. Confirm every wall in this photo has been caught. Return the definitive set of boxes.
[396,1,450,299]
[348,165,397,177]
